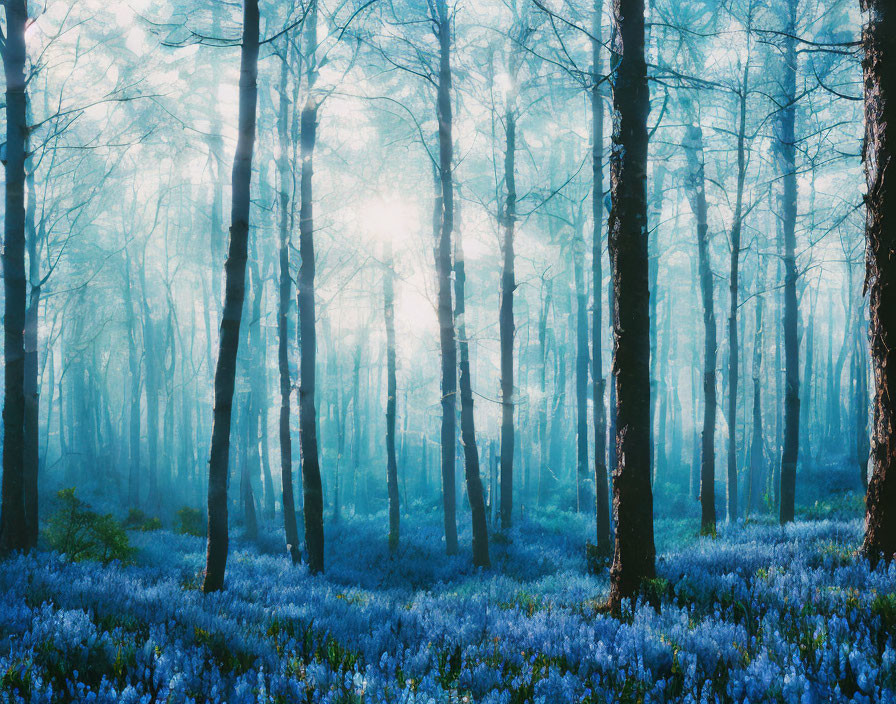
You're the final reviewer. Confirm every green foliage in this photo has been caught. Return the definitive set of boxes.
[175,506,205,537]
[798,492,865,520]
[45,489,135,565]
[123,508,163,532]
[585,541,610,575]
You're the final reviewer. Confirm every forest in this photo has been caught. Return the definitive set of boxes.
[0,0,894,701]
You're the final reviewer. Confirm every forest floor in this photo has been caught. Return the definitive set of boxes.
[1,493,894,703]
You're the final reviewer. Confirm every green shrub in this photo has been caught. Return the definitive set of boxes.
[139,517,163,531]
[585,541,610,574]
[122,508,147,529]
[45,489,135,565]
[175,506,205,537]
[123,508,162,532]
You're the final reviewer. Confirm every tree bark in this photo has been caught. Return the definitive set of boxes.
[23,138,40,550]
[202,0,259,593]
[298,0,325,575]
[0,0,29,553]
[861,0,896,562]
[384,245,400,552]
[727,60,749,524]
[434,0,459,556]
[591,0,610,554]
[683,112,716,534]
[574,229,589,516]
[499,98,516,531]
[607,0,655,609]
[779,0,800,525]
[276,49,301,564]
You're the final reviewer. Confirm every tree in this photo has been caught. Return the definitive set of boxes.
[298,0,325,574]
[0,0,30,554]
[591,0,611,557]
[777,0,800,525]
[860,0,896,563]
[607,0,656,609]
[202,0,260,593]
[384,243,400,552]
[275,43,301,564]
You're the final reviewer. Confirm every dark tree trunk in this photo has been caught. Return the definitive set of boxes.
[276,50,301,564]
[499,100,516,531]
[124,251,142,508]
[0,0,29,553]
[861,0,896,562]
[240,395,259,541]
[23,142,40,550]
[455,212,491,568]
[434,0,459,556]
[298,0,324,575]
[683,114,717,534]
[202,0,259,593]
[574,228,589,515]
[591,2,610,553]
[607,0,655,609]
[727,61,749,523]
[384,246,400,552]
[537,278,552,507]
[779,1,800,525]
[749,291,764,516]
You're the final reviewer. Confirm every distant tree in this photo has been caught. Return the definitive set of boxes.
[202,0,260,593]
[861,0,896,563]
[384,243,400,552]
[607,0,656,609]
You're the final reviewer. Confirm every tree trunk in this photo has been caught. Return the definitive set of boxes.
[607,0,655,609]
[727,60,749,524]
[861,0,896,562]
[241,395,259,540]
[434,0,459,556]
[574,228,589,515]
[683,112,717,534]
[0,0,29,553]
[779,0,800,524]
[298,0,325,575]
[749,290,764,516]
[591,2,610,553]
[499,99,516,531]
[384,245,400,552]
[276,50,300,563]
[23,138,40,550]
[201,0,259,593]
[455,208,491,568]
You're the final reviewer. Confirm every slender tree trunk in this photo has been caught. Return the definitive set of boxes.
[23,140,40,549]
[683,113,717,534]
[607,0,655,609]
[779,1,800,524]
[241,395,259,540]
[749,290,764,516]
[298,0,324,575]
[276,49,300,563]
[538,278,552,507]
[202,0,259,593]
[124,252,142,508]
[455,210,491,567]
[0,0,29,553]
[591,2,610,553]
[434,0,459,556]
[499,99,516,531]
[384,246,400,552]
[861,0,896,562]
[574,227,589,515]
[727,60,749,523]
